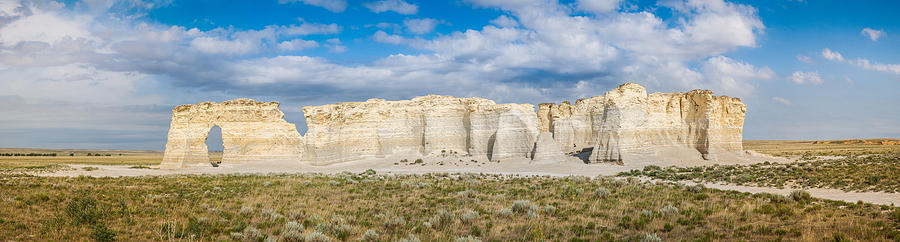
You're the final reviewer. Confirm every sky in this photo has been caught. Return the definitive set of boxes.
[0,0,898,150]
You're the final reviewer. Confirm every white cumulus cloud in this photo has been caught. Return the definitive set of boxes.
[365,0,418,14]
[279,22,341,36]
[771,97,791,105]
[327,45,347,53]
[190,37,260,55]
[403,18,442,35]
[278,0,347,12]
[789,71,824,85]
[577,0,623,14]
[821,48,900,75]
[700,56,775,96]
[821,48,844,62]
[796,55,813,64]
[489,15,518,27]
[854,58,900,75]
[278,39,318,51]
[0,7,94,45]
[372,30,407,44]
[861,27,885,42]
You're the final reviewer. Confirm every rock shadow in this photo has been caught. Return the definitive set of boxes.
[574,147,593,164]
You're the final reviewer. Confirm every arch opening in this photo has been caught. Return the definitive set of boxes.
[207,125,223,166]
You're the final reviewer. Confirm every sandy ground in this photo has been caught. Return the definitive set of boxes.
[703,183,900,206]
[642,179,900,206]
[39,150,789,177]
[32,151,896,206]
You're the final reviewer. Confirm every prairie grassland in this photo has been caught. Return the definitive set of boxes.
[0,148,226,169]
[744,139,900,157]
[625,141,900,193]
[618,154,900,193]
[1,172,898,241]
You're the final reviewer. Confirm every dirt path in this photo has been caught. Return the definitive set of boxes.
[645,179,900,206]
[705,183,899,206]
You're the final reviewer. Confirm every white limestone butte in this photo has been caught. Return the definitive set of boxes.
[159,99,304,169]
[537,83,745,163]
[160,83,746,168]
[490,109,541,161]
[301,95,538,165]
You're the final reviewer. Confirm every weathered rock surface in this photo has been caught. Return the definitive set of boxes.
[160,83,745,168]
[160,99,304,168]
[538,83,745,163]
[302,95,539,165]
[530,132,568,164]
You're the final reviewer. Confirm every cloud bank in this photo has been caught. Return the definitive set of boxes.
[0,0,776,149]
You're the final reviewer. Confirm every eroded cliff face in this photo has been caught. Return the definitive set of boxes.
[160,83,745,168]
[538,83,745,163]
[301,95,538,165]
[160,99,304,168]
[530,132,568,164]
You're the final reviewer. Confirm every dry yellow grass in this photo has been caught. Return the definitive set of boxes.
[744,139,900,157]
[0,141,898,241]
[0,173,897,241]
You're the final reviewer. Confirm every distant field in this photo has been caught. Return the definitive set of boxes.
[744,139,900,157]
[0,148,222,169]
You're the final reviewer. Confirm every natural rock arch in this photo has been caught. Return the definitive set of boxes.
[207,124,223,164]
[159,99,304,169]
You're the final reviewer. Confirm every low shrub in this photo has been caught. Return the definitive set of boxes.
[361,229,379,241]
[454,235,482,242]
[66,194,103,225]
[304,231,330,242]
[658,205,680,217]
[511,200,536,214]
[398,234,421,242]
[460,210,479,224]
[641,233,661,242]
[789,190,812,202]
[89,224,116,242]
[243,226,263,242]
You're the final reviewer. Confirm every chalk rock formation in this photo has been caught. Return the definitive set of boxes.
[538,83,745,163]
[160,99,304,169]
[530,132,568,164]
[538,99,603,153]
[160,83,745,168]
[302,95,538,165]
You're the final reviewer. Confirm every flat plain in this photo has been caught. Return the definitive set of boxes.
[0,148,217,170]
[742,139,900,157]
[0,140,898,241]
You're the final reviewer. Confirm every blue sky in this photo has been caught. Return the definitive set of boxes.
[0,0,898,150]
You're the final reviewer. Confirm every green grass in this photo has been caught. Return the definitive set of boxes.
[618,154,900,193]
[1,172,898,241]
